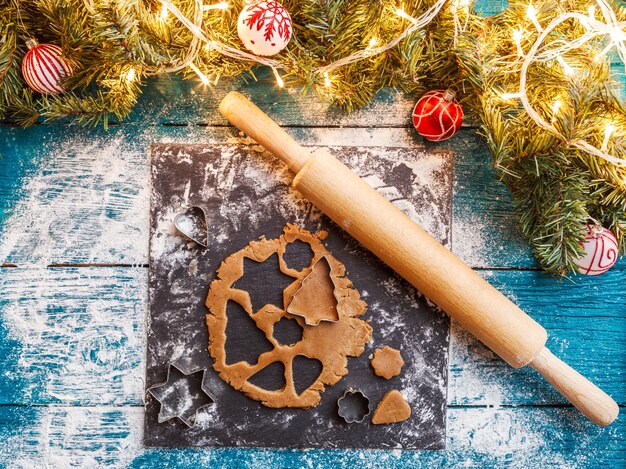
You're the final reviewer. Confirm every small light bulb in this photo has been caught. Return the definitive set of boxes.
[395,8,417,24]
[189,63,209,85]
[499,92,522,100]
[588,5,595,19]
[557,56,575,75]
[324,71,331,88]
[126,68,136,82]
[551,99,562,123]
[203,1,229,10]
[271,67,284,88]
[368,37,379,49]
[512,29,524,56]
[159,3,169,21]
[602,123,615,151]
[526,4,543,31]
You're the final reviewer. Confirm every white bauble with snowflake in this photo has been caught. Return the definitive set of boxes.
[237,0,292,56]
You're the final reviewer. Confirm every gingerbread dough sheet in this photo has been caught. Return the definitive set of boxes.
[146,144,452,449]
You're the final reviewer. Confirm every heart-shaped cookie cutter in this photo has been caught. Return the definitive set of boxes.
[174,205,209,247]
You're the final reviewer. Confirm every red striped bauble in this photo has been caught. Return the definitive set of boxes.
[21,38,72,95]
[412,89,463,142]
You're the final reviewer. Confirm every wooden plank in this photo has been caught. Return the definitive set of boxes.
[1,266,623,406]
[0,266,147,406]
[0,129,41,230]
[0,405,624,466]
[449,131,537,268]
[128,63,625,126]
[129,71,417,127]
[0,125,542,268]
[0,405,143,468]
[449,268,626,406]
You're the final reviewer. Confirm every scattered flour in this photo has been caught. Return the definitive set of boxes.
[452,213,489,268]
[0,126,612,467]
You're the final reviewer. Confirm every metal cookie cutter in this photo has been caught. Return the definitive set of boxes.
[174,205,209,247]
[147,363,214,427]
[337,388,371,424]
[287,256,342,326]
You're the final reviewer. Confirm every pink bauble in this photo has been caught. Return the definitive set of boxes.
[412,89,464,142]
[574,225,619,275]
[237,0,292,56]
[22,39,72,95]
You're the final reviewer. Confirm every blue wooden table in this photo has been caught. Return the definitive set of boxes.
[1,3,625,466]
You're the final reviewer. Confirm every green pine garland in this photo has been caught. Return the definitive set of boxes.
[1,0,625,275]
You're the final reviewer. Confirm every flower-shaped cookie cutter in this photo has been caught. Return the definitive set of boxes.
[337,388,371,424]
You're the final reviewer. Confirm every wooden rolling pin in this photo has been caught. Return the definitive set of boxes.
[219,91,619,426]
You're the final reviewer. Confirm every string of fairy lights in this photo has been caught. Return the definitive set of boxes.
[129,0,625,167]
[510,0,626,166]
[155,0,449,83]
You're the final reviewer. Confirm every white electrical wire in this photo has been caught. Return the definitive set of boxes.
[159,0,448,80]
[155,0,625,167]
[517,0,626,166]
[316,0,448,75]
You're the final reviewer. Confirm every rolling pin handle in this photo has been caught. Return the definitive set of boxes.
[219,91,311,173]
[530,347,619,426]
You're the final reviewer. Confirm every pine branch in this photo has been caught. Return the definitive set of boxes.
[0,0,624,274]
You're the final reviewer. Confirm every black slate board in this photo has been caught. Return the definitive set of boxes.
[145,143,452,449]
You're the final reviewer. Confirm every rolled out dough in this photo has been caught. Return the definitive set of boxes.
[205,224,372,409]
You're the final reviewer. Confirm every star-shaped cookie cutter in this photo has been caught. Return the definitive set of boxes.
[147,363,214,427]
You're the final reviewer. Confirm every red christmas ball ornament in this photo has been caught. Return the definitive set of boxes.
[573,224,619,276]
[237,0,292,56]
[412,89,464,142]
[21,38,72,95]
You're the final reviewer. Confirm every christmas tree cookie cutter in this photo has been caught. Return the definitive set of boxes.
[287,255,342,325]
[174,205,210,247]
[147,363,214,428]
